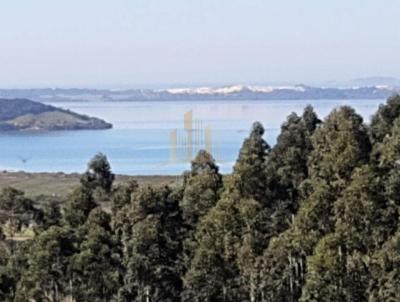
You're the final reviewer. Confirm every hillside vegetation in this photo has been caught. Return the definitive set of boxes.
[0,98,112,131]
[1,96,400,301]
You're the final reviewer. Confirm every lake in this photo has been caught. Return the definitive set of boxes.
[0,99,385,175]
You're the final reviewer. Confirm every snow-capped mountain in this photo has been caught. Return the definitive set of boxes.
[154,84,397,100]
[164,85,306,95]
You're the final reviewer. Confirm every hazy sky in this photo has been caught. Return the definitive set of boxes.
[1,0,399,88]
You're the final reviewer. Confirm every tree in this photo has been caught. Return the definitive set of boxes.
[301,165,397,302]
[15,226,77,301]
[181,150,223,229]
[368,229,400,301]
[36,197,62,231]
[370,94,400,143]
[0,187,36,237]
[258,106,371,301]
[70,208,122,301]
[0,240,31,302]
[63,187,97,228]
[265,107,320,231]
[184,122,272,302]
[302,105,321,134]
[299,113,400,302]
[81,153,115,193]
[374,116,400,206]
[180,150,224,288]
[258,179,336,302]
[117,186,183,302]
[233,121,270,202]
[111,180,140,243]
[4,100,400,302]
[0,228,13,301]
[308,106,371,185]
[334,166,397,253]
[111,180,138,215]
[183,178,245,302]
[299,234,348,302]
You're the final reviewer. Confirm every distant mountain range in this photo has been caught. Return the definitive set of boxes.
[322,76,400,88]
[0,99,112,131]
[0,81,399,103]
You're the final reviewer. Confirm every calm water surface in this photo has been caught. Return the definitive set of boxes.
[0,99,384,175]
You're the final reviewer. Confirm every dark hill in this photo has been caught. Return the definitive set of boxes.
[0,98,112,131]
[0,98,56,121]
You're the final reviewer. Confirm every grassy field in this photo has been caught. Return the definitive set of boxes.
[0,171,181,198]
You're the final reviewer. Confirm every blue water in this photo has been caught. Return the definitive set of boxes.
[0,99,385,175]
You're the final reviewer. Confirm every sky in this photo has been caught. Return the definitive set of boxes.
[0,0,399,88]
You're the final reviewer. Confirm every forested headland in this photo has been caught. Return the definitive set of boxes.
[1,95,400,301]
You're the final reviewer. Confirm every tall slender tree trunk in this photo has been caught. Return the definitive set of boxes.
[250,273,256,302]
[223,285,227,302]
[69,278,74,302]
[145,285,151,302]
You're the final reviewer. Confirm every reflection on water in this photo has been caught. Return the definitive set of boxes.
[0,99,384,175]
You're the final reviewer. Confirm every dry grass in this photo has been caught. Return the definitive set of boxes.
[0,171,181,198]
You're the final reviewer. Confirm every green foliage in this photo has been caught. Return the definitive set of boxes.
[334,165,397,252]
[368,229,400,301]
[63,186,97,228]
[258,106,373,301]
[0,187,36,236]
[117,185,183,302]
[265,106,320,231]
[111,180,138,214]
[374,116,400,206]
[0,235,13,301]
[70,208,122,301]
[181,150,222,228]
[302,104,321,133]
[182,181,245,302]
[258,179,336,301]
[37,198,63,231]
[180,150,224,290]
[300,166,395,301]
[233,121,270,202]
[0,187,33,214]
[3,98,400,301]
[184,123,273,302]
[308,106,371,185]
[0,240,31,302]
[81,152,115,193]
[16,226,77,301]
[370,94,400,143]
[300,234,349,302]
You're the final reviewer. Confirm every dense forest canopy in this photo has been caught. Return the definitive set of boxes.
[1,96,400,301]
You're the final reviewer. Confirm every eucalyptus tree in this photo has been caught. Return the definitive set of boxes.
[184,122,271,302]
[259,106,371,301]
[117,185,183,302]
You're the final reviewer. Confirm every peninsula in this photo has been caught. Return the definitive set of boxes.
[0,98,112,131]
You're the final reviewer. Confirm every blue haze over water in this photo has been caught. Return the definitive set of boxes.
[0,99,384,175]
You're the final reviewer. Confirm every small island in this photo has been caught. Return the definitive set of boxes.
[0,98,112,131]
